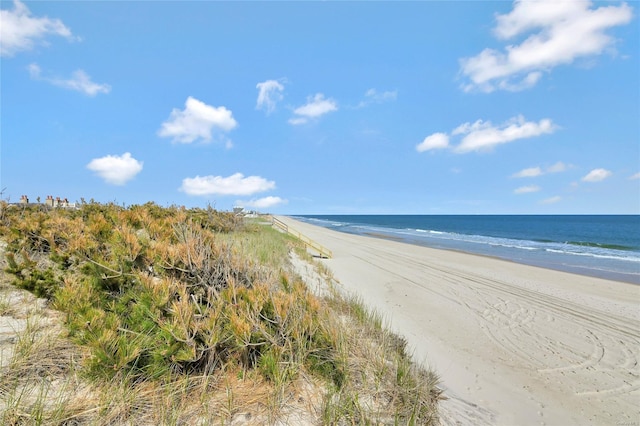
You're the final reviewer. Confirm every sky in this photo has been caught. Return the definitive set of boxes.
[1,0,639,214]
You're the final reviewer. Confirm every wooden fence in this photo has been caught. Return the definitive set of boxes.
[272,217,332,259]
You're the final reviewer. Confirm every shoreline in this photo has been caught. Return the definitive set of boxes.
[276,215,640,425]
[359,230,639,285]
[293,215,640,285]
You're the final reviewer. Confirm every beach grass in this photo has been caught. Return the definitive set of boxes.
[0,201,441,424]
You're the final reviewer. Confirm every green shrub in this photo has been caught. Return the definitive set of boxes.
[1,203,440,424]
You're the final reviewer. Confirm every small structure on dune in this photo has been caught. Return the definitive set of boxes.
[233,206,259,218]
[11,195,76,209]
[44,195,75,208]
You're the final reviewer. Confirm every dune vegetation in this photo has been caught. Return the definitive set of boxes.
[0,201,441,425]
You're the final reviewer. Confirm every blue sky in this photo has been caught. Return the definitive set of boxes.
[2,0,638,214]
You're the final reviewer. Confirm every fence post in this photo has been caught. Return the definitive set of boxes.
[271,217,332,258]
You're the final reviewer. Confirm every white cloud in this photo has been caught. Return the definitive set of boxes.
[418,115,556,155]
[541,196,562,204]
[454,115,556,153]
[1,0,75,57]
[366,88,397,102]
[287,117,308,126]
[512,166,543,178]
[629,172,640,180]
[256,79,284,114]
[546,161,567,173]
[53,70,110,96]
[86,152,143,186]
[289,93,337,125]
[240,196,288,209]
[582,168,612,182]
[158,97,237,144]
[512,161,568,178]
[358,88,398,107]
[27,62,40,77]
[459,0,633,92]
[416,132,449,152]
[514,185,541,194]
[294,94,338,117]
[28,63,110,96]
[180,173,275,196]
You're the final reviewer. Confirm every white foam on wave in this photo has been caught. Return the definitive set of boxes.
[545,248,640,262]
[298,216,640,281]
[414,228,444,234]
[396,226,640,264]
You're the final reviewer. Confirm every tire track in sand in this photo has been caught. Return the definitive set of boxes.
[277,217,640,423]
[353,245,640,404]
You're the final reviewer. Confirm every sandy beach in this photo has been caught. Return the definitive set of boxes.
[276,216,640,425]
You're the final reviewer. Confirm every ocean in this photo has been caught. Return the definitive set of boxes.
[292,215,640,284]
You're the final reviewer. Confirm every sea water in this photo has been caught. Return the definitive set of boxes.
[293,215,640,284]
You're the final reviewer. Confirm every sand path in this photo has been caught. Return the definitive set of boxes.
[276,216,640,425]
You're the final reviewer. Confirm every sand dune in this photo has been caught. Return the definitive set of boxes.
[276,216,640,425]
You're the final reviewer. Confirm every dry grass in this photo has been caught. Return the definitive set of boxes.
[0,202,442,424]
[291,252,442,424]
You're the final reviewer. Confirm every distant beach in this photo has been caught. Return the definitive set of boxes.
[294,215,640,284]
[276,216,640,425]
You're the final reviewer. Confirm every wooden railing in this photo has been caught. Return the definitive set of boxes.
[272,217,332,259]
